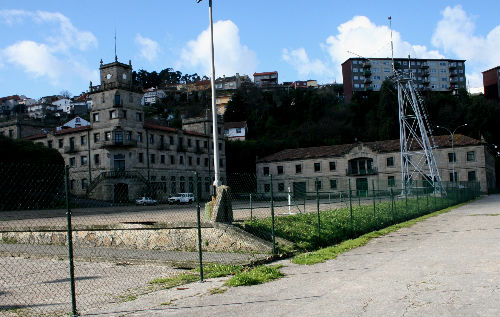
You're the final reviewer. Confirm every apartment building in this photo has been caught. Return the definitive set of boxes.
[254,71,278,88]
[23,59,225,202]
[256,134,495,195]
[342,57,466,102]
[482,66,500,100]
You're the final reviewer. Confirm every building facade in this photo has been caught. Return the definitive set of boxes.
[224,121,247,141]
[256,135,495,196]
[254,71,278,88]
[482,66,500,100]
[342,57,466,103]
[20,59,225,202]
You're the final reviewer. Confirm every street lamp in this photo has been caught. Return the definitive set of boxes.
[435,123,467,185]
[198,0,221,195]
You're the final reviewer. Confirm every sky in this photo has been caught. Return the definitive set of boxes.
[0,0,499,99]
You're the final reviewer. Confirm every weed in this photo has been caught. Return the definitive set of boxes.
[225,265,284,287]
[208,287,227,295]
[2,236,18,244]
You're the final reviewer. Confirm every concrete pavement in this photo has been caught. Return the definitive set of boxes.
[86,194,500,317]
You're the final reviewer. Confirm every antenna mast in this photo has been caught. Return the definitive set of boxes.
[114,29,118,61]
[390,17,444,195]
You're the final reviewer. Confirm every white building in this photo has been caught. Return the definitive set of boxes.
[52,98,72,113]
[56,116,91,131]
[224,121,247,141]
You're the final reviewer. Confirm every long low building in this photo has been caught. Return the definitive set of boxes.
[256,135,496,195]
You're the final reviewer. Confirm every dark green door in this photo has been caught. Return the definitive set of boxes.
[293,182,306,199]
[356,178,368,196]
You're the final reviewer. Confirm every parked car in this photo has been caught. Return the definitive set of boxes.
[167,193,195,204]
[135,197,158,206]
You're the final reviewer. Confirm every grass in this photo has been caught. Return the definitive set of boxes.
[149,264,243,289]
[225,265,284,287]
[292,202,469,265]
[243,192,473,252]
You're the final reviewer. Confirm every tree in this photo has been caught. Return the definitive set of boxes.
[0,136,65,210]
[60,90,72,98]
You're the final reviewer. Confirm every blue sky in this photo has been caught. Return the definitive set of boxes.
[0,0,499,99]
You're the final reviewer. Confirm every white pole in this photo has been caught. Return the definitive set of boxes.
[288,187,291,213]
[208,0,221,191]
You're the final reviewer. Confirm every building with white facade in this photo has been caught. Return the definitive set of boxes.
[342,57,466,103]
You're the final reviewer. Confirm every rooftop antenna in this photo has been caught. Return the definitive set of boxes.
[389,16,394,71]
[114,28,118,62]
[390,16,445,196]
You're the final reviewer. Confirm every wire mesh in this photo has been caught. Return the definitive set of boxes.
[0,163,480,316]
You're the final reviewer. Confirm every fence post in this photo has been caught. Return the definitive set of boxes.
[270,175,276,255]
[349,179,353,237]
[249,193,253,221]
[416,188,420,215]
[372,179,376,227]
[316,178,321,246]
[390,188,395,224]
[65,166,78,317]
[194,172,203,282]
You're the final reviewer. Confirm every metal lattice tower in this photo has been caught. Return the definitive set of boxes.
[389,18,444,195]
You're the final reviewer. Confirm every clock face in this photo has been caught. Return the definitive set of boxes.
[106,73,112,80]
[122,73,127,80]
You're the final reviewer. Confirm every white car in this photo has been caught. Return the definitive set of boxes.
[168,193,195,204]
[135,197,158,206]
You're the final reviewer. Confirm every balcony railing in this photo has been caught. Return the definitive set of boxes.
[101,139,137,148]
[64,145,78,154]
[346,167,378,176]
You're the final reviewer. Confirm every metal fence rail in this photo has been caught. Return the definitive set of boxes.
[0,164,480,316]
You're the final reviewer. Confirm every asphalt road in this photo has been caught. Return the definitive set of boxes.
[87,194,500,317]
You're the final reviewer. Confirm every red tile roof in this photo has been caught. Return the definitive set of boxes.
[144,122,208,137]
[54,125,91,135]
[253,71,278,76]
[257,134,481,163]
[144,122,177,133]
[224,121,247,129]
[24,133,47,140]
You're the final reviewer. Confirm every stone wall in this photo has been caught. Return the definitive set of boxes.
[0,223,273,254]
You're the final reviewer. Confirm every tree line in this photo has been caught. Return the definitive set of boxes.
[223,81,500,175]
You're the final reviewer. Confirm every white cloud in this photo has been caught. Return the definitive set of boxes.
[177,20,257,77]
[3,41,64,84]
[431,5,500,90]
[0,9,97,89]
[282,48,329,79]
[135,34,160,62]
[321,16,443,83]
[0,10,97,52]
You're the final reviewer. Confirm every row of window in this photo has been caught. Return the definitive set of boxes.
[352,60,463,67]
[263,161,337,176]
[136,153,224,168]
[69,176,220,194]
[261,171,477,193]
[92,111,142,122]
[263,157,399,176]
[50,132,220,152]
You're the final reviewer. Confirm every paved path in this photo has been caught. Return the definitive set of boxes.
[87,195,500,317]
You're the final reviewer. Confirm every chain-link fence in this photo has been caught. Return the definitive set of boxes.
[0,164,480,316]
[227,173,480,252]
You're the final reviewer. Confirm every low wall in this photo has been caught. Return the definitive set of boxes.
[0,222,273,254]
